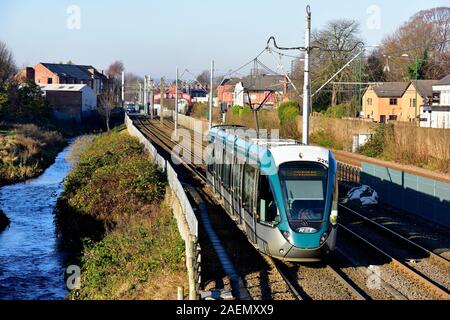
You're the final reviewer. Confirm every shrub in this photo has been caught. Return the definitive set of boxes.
[63,132,166,226]
[239,106,251,117]
[278,101,300,124]
[231,105,241,115]
[322,104,347,118]
[71,207,185,300]
[358,124,392,158]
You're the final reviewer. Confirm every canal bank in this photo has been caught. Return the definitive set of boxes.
[0,141,76,300]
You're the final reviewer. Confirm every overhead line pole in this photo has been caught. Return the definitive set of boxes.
[143,75,148,115]
[149,78,154,119]
[209,60,214,129]
[302,6,311,145]
[160,77,165,124]
[175,67,179,136]
[121,71,125,108]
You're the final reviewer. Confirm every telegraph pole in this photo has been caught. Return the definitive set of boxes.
[160,77,165,124]
[149,78,154,119]
[209,60,214,129]
[302,6,311,145]
[143,76,148,115]
[138,82,142,106]
[415,57,419,125]
[121,71,125,108]
[175,67,179,136]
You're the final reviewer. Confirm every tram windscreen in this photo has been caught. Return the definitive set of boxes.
[278,162,328,227]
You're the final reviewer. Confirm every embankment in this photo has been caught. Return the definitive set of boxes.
[56,128,186,300]
[0,124,66,186]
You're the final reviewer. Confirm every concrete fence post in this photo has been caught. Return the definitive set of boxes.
[177,286,184,300]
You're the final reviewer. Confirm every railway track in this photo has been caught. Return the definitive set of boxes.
[338,221,450,299]
[131,116,450,300]
[137,117,362,300]
[340,203,450,294]
[340,203,450,265]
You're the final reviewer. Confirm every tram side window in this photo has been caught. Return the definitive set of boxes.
[208,147,214,174]
[258,175,279,225]
[243,164,256,215]
[222,149,231,189]
[232,162,242,196]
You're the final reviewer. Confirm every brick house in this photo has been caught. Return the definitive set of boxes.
[15,67,35,82]
[34,63,108,95]
[39,84,97,122]
[217,78,241,108]
[362,81,437,123]
[233,74,288,107]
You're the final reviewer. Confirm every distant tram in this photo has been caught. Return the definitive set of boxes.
[206,125,338,262]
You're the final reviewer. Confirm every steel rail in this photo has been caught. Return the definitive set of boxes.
[339,203,450,266]
[339,223,450,300]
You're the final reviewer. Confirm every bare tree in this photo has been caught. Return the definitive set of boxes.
[379,7,450,81]
[196,70,210,85]
[310,19,363,107]
[0,41,17,84]
[106,60,124,80]
[98,80,120,131]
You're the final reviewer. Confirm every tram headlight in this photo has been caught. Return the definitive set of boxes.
[329,210,338,227]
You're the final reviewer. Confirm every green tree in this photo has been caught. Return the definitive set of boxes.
[407,50,430,80]
[278,101,300,124]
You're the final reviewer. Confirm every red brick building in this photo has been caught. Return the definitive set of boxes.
[33,63,108,94]
[15,67,35,82]
[217,78,241,107]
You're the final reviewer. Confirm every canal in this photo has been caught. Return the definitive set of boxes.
[0,142,75,300]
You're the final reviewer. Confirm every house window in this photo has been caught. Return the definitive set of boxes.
[367,98,372,106]
[410,98,416,108]
[388,115,397,121]
[48,78,53,84]
[389,98,397,105]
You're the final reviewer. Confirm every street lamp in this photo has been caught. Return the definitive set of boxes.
[401,53,420,125]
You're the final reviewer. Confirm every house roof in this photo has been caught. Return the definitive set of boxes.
[371,82,409,98]
[40,63,92,80]
[242,74,285,91]
[219,78,241,87]
[435,74,450,86]
[39,84,89,92]
[78,65,108,80]
[413,80,438,98]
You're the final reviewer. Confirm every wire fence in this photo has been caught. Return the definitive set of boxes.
[125,114,200,300]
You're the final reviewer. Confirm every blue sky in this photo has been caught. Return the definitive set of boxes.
[0,0,448,79]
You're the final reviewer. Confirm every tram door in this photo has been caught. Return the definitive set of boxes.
[242,163,257,244]
[231,158,243,225]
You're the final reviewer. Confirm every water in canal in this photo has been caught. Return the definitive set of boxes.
[0,142,75,300]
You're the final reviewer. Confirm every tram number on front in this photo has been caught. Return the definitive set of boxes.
[318,157,329,166]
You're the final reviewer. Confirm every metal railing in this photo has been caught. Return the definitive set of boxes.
[337,161,361,191]
[125,114,200,299]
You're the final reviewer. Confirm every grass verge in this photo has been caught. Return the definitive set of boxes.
[56,129,186,300]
